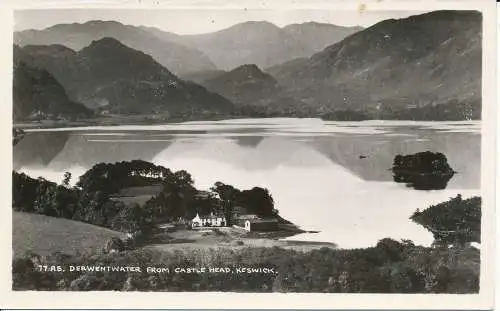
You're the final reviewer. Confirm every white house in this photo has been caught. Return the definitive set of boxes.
[191,212,226,228]
[191,213,203,227]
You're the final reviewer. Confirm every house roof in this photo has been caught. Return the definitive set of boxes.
[246,218,278,224]
[236,214,259,220]
[200,214,225,220]
[193,212,225,221]
[194,191,212,199]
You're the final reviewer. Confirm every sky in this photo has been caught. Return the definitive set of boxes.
[14,9,429,35]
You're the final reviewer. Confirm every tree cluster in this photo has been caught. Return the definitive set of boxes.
[13,160,176,234]
[411,194,481,246]
[210,182,276,223]
[13,161,278,233]
[392,152,454,175]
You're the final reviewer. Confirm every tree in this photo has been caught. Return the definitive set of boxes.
[238,187,275,217]
[112,203,150,234]
[145,171,197,222]
[13,171,39,212]
[173,170,194,186]
[34,182,60,217]
[381,262,425,293]
[211,182,240,225]
[410,195,481,246]
[376,238,405,262]
[62,172,72,187]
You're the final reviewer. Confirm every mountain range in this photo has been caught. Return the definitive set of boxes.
[13,10,482,121]
[144,21,362,71]
[14,20,216,75]
[264,10,482,120]
[15,38,233,115]
[184,10,481,120]
[15,20,361,75]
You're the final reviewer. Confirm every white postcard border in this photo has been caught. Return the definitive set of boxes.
[0,0,496,309]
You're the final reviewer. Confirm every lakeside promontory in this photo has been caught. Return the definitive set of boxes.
[13,159,326,256]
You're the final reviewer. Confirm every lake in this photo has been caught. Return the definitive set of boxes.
[13,118,481,249]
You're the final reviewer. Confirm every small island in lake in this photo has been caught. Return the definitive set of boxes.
[391,151,456,190]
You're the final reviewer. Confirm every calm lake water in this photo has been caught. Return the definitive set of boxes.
[14,118,481,249]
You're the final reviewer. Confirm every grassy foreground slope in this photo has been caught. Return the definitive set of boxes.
[13,211,126,258]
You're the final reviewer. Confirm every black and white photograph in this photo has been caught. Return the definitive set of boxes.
[3,0,497,308]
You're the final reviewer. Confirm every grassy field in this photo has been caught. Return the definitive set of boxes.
[13,211,126,258]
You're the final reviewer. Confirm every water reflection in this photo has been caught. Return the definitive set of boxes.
[13,132,70,170]
[392,171,455,190]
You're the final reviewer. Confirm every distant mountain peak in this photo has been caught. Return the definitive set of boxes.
[80,37,160,64]
[15,20,217,75]
[284,21,363,29]
[77,36,174,80]
[80,37,140,58]
[177,19,361,70]
[286,21,336,27]
[82,20,123,26]
[201,63,278,106]
[235,20,278,27]
[219,20,281,33]
[233,63,263,73]
[224,64,277,83]
[45,20,124,30]
[86,36,126,48]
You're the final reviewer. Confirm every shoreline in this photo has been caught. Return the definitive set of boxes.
[142,226,336,254]
[12,210,333,260]
[13,114,250,130]
[14,115,481,130]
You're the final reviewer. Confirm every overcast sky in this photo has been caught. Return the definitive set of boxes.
[14,9,429,34]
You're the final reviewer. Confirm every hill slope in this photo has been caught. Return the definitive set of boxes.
[180,69,228,84]
[14,20,216,75]
[15,38,234,114]
[282,22,363,51]
[13,211,126,258]
[13,48,91,121]
[201,64,280,106]
[269,10,482,120]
